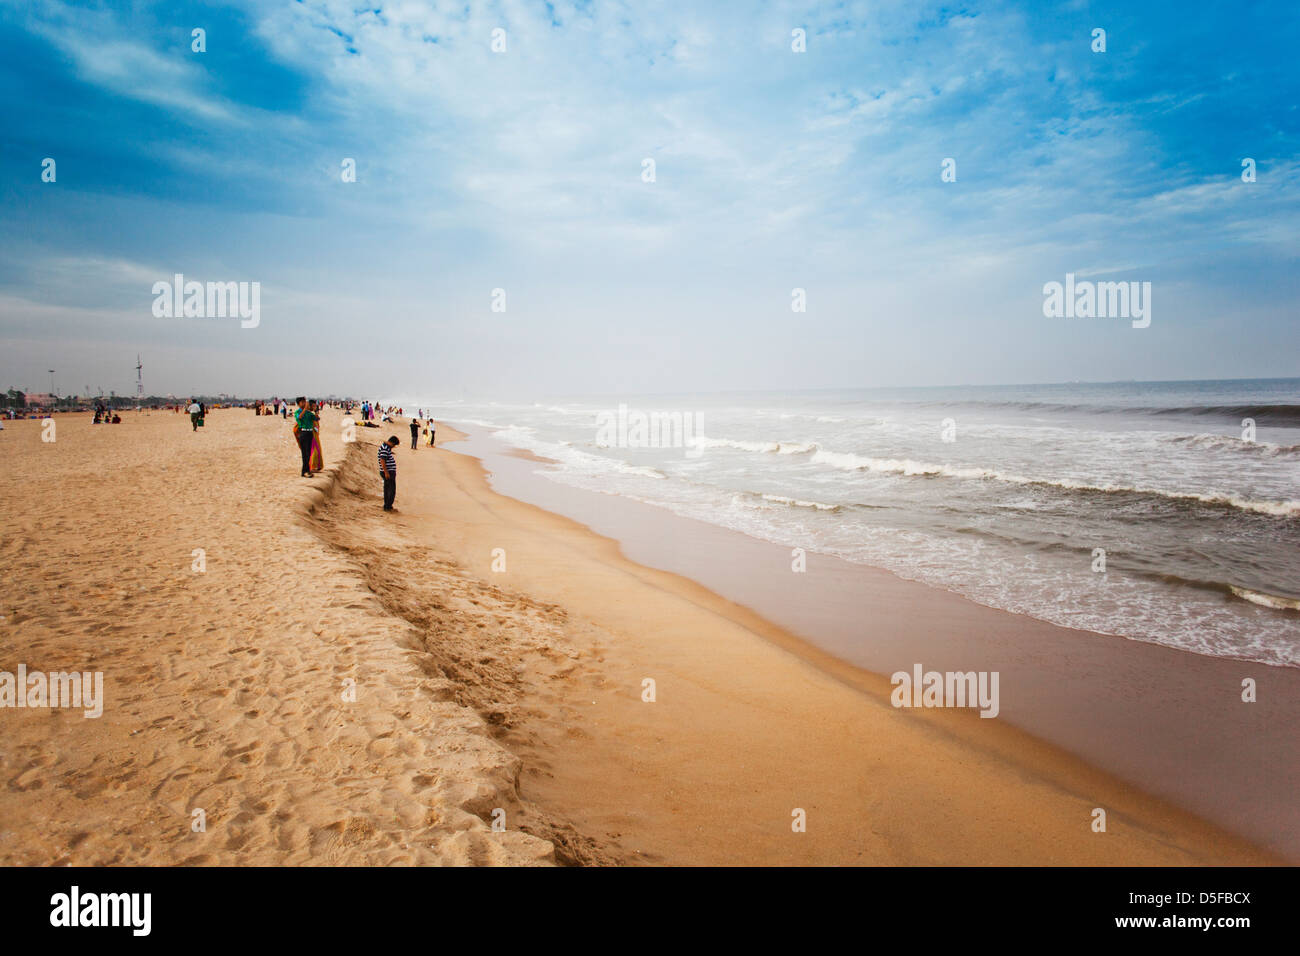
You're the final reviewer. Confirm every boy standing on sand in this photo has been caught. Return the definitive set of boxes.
[379,436,399,511]
[409,417,420,449]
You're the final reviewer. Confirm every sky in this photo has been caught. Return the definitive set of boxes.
[0,0,1297,401]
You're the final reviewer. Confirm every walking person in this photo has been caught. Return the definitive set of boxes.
[187,398,201,431]
[293,396,317,477]
[409,417,420,449]
[379,435,399,511]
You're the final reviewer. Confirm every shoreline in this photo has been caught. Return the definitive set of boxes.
[436,419,1300,862]
[328,416,1281,864]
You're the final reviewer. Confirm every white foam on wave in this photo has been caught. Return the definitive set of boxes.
[622,464,668,479]
[760,493,841,511]
[1165,433,1300,457]
[488,424,668,481]
[807,448,1300,518]
[694,437,818,455]
[729,491,842,513]
[531,403,589,416]
[1230,586,1300,612]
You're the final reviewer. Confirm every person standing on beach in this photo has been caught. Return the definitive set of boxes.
[427,419,436,447]
[308,401,324,472]
[187,399,201,431]
[409,417,420,449]
[293,396,317,477]
[379,435,399,511]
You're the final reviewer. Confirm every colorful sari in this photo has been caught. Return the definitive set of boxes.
[309,432,324,472]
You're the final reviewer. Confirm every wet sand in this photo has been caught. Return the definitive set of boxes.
[329,419,1280,864]
[449,427,1300,861]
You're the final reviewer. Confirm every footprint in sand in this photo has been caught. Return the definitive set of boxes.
[8,768,47,792]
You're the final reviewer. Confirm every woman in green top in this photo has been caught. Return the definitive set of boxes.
[293,397,317,477]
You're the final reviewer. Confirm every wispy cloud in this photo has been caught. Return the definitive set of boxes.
[1,0,1297,396]
[25,2,242,124]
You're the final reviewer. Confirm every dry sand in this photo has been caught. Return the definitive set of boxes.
[0,409,553,864]
[0,409,1279,864]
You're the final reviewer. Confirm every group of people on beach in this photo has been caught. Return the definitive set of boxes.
[410,416,435,448]
[283,396,434,513]
[356,401,415,424]
[162,391,439,513]
[253,399,290,418]
[358,400,400,422]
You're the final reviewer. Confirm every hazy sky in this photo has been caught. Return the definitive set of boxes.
[1,0,1297,401]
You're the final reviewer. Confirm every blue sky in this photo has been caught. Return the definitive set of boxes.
[1,0,1297,400]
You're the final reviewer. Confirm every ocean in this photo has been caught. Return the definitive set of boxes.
[410,379,1300,668]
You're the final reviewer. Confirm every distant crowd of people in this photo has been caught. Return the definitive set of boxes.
[355,400,409,423]
[172,393,438,514]
[285,398,440,512]
[252,399,290,418]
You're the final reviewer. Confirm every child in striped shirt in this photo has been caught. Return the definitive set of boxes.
[378,436,399,511]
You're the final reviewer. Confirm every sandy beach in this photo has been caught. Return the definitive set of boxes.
[0,408,1281,865]
[0,409,554,864]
